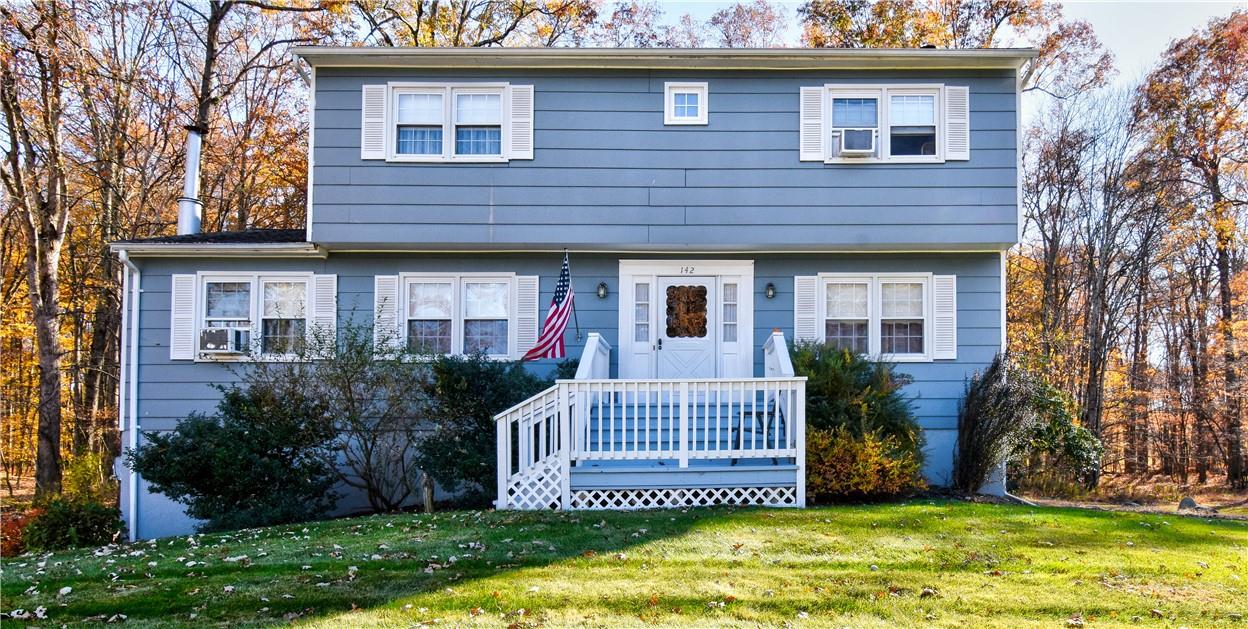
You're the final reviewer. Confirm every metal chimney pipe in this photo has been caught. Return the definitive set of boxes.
[176,125,205,235]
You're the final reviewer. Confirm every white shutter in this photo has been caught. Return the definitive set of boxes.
[509,85,534,160]
[514,275,539,358]
[169,274,197,360]
[945,86,970,161]
[311,274,337,353]
[799,87,825,162]
[360,85,387,160]
[933,275,958,359]
[793,275,819,342]
[373,275,400,353]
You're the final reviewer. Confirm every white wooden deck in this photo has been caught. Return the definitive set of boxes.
[495,332,806,510]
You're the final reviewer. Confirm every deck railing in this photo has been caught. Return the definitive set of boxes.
[495,331,806,510]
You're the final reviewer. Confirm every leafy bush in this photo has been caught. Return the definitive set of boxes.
[806,427,925,503]
[416,354,549,506]
[127,382,338,532]
[22,499,124,551]
[62,451,117,505]
[1,508,39,556]
[790,341,922,453]
[1010,380,1102,492]
[953,353,1041,493]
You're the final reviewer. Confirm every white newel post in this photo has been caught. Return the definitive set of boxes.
[496,417,509,509]
[678,381,690,468]
[559,384,572,510]
[795,378,807,507]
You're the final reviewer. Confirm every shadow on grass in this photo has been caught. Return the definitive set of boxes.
[5,500,1245,626]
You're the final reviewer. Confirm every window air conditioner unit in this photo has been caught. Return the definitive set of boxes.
[839,128,876,156]
[199,328,250,354]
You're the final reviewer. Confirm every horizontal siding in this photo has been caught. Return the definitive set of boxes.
[311,68,1019,249]
[130,251,999,432]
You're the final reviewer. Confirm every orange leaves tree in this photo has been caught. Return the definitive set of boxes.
[1139,11,1248,487]
[798,0,1115,97]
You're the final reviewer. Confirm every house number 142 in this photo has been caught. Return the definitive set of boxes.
[679,266,695,274]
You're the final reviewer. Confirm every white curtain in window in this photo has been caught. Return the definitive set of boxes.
[890,95,935,126]
[263,282,306,319]
[408,282,453,318]
[397,93,443,124]
[464,282,509,318]
[826,283,868,317]
[455,93,501,124]
[881,282,924,317]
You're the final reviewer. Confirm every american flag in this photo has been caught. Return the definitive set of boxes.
[522,252,575,360]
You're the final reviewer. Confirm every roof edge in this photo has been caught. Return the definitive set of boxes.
[109,242,328,258]
[292,47,1037,71]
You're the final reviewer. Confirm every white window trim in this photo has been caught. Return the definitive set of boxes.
[816,272,933,362]
[664,81,709,125]
[386,82,511,163]
[195,271,313,362]
[398,272,518,359]
[824,84,945,164]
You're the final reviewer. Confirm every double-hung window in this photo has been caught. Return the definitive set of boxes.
[879,280,926,354]
[818,274,931,360]
[261,280,308,354]
[888,92,937,156]
[819,85,945,162]
[395,91,444,156]
[204,281,252,331]
[402,275,513,357]
[200,274,310,357]
[824,280,870,354]
[453,92,503,155]
[831,95,879,156]
[389,85,506,161]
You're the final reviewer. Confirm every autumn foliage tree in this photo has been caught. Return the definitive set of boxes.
[1138,11,1247,487]
[799,0,1114,97]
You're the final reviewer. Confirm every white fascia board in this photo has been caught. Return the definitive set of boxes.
[109,243,328,258]
[292,47,1039,71]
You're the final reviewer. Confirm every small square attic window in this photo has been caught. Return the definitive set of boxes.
[665,82,708,125]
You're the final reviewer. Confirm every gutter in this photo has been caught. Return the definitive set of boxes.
[292,46,1039,71]
[118,250,141,541]
[108,242,327,258]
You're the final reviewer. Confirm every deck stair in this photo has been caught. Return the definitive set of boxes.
[496,332,806,510]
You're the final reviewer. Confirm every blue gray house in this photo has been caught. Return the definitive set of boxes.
[112,47,1032,539]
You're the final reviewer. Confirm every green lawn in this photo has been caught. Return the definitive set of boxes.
[2,501,1245,627]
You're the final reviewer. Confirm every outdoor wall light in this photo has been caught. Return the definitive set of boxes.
[597,282,609,299]
[765,282,777,299]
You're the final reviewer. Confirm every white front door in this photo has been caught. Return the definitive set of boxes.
[656,276,717,379]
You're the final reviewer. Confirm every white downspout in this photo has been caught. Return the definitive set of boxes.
[119,250,141,540]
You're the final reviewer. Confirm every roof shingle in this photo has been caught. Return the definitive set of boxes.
[115,229,306,245]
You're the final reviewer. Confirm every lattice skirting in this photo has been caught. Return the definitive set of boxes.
[505,457,564,510]
[570,486,798,510]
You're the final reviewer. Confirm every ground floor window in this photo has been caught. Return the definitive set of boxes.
[402,275,512,357]
[819,274,930,360]
[200,274,310,356]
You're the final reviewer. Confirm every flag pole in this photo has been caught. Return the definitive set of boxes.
[567,249,582,341]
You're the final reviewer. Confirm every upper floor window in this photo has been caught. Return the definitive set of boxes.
[800,84,970,164]
[664,82,708,125]
[392,86,505,160]
[361,83,534,163]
